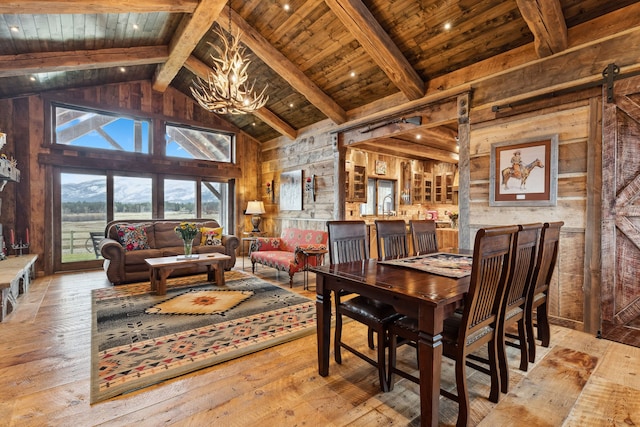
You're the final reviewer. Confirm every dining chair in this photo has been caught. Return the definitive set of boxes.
[409,219,438,255]
[387,225,518,427]
[526,221,563,363]
[327,220,400,392]
[375,219,409,260]
[496,223,542,394]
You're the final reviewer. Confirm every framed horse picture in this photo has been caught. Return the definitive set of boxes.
[489,135,558,206]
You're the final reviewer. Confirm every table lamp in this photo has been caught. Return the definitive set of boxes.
[245,200,266,233]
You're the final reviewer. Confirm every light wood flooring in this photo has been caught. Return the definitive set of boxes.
[1,257,640,426]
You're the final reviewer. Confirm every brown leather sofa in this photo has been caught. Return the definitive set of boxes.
[99,218,239,285]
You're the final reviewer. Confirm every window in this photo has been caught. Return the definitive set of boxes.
[164,179,197,219]
[114,176,153,220]
[60,172,107,263]
[361,178,396,216]
[166,124,233,162]
[54,105,150,153]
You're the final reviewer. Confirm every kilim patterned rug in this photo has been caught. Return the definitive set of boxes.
[90,271,316,403]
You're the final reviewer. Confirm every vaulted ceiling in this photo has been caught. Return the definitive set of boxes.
[0,0,637,149]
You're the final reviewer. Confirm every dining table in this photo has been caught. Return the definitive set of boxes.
[312,251,472,427]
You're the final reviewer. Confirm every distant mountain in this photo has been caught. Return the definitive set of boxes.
[61,178,204,203]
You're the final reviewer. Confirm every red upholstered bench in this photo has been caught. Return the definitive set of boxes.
[250,228,328,287]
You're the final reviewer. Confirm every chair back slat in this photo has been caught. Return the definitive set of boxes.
[530,221,563,296]
[462,225,518,343]
[375,220,408,260]
[410,220,438,255]
[327,220,370,264]
[504,223,542,310]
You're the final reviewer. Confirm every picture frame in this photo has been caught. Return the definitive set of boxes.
[279,170,303,210]
[375,160,387,175]
[489,135,558,207]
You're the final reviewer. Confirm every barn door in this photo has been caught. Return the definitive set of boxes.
[601,74,640,346]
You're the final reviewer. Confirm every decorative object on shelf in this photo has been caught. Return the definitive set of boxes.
[174,222,199,259]
[266,179,274,202]
[190,5,268,115]
[245,200,266,233]
[375,160,387,175]
[9,227,29,257]
[279,170,303,211]
[305,174,316,202]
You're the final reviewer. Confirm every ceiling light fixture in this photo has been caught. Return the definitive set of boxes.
[191,5,268,115]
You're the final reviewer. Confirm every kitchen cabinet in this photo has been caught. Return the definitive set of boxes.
[434,171,454,203]
[412,172,422,204]
[346,162,367,202]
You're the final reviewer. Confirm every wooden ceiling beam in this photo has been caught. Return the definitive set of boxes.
[0,0,198,14]
[0,46,168,78]
[184,56,298,140]
[325,0,425,101]
[357,140,458,163]
[515,0,567,57]
[225,6,347,124]
[153,0,227,92]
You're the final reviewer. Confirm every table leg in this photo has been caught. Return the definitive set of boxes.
[316,274,331,376]
[155,267,173,296]
[215,262,225,286]
[418,305,445,427]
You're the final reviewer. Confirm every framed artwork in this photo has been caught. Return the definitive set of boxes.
[489,135,558,207]
[279,170,303,210]
[375,160,387,175]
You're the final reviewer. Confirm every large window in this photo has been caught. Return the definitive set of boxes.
[54,105,151,153]
[361,178,396,216]
[166,124,233,162]
[114,176,153,220]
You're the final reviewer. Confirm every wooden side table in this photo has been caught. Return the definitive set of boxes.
[300,248,328,290]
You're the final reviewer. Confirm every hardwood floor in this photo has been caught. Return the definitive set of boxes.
[1,258,639,426]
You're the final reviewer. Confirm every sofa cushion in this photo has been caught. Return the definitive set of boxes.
[123,248,163,265]
[115,224,150,251]
[200,226,223,246]
[153,222,186,248]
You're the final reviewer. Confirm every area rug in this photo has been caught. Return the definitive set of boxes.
[90,271,316,403]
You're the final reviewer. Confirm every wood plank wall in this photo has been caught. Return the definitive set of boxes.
[469,100,595,330]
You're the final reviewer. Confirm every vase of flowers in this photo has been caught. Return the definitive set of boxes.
[446,210,459,229]
[175,222,198,258]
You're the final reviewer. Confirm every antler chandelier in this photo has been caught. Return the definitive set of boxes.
[191,7,268,115]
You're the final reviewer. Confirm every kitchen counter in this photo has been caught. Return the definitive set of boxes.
[364,221,459,257]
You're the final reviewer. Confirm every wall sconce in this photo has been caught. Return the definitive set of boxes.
[266,179,274,202]
[306,174,316,202]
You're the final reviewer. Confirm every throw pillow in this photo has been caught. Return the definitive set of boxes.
[200,226,223,246]
[115,224,150,251]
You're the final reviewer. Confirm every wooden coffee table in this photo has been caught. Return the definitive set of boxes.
[145,253,231,295]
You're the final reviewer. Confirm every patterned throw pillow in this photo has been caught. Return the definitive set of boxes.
[200,226,223,246]
[115,224,150,251]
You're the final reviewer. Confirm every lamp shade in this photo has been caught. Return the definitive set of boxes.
[245,200,266,215]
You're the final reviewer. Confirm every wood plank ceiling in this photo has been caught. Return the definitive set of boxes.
[0,0,637,162]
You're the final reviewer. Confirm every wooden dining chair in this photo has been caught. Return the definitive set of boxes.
[387,225,518,427]
[375,219,409,260]
[409,219,438,255]
[327,220,400,392]
[526,221,563,363]
[496,223,542,394]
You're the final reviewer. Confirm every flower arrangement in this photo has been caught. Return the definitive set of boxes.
[174,222,199,241]
[445,210,458,220]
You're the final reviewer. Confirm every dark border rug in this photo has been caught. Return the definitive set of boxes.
[90,271,315,403]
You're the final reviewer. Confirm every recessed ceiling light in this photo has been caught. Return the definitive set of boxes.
[29,76,37,81]
[119,67,126,72]
[132,24,139,30]
[289,103,294,108]
[350,71,356,77]
[416,134,421,140]
[444,22,452,30]
[283,4,290,12]
[10,26,19,33]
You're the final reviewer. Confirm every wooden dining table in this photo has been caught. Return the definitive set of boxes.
[312,254,471,427]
